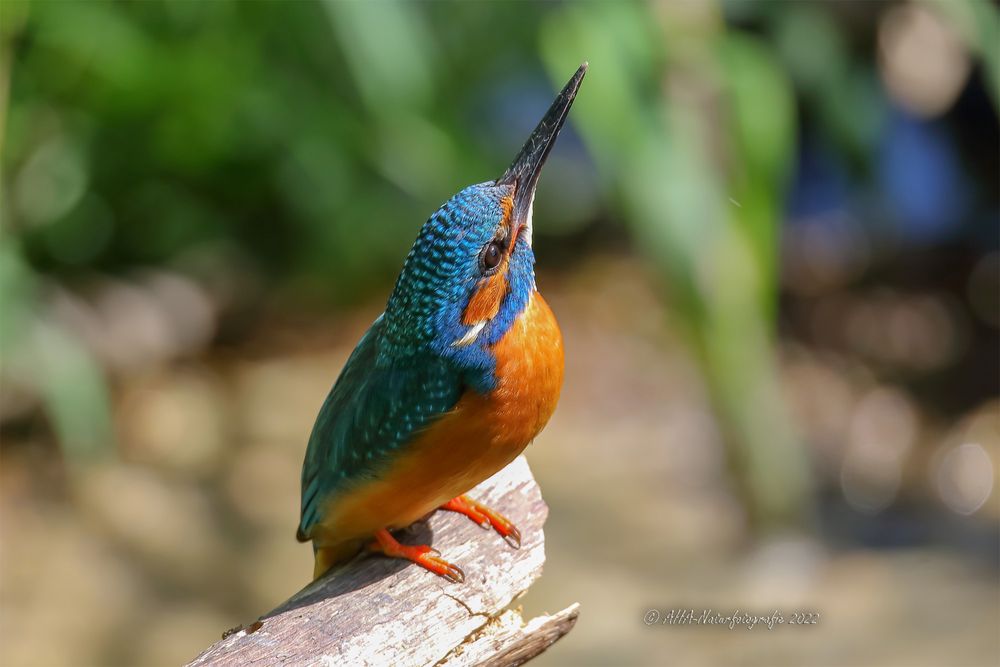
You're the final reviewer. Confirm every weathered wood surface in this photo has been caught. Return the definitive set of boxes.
[187,456,577,667]
[438,603,580,667]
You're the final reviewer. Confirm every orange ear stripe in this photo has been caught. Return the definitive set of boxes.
[462,270,509,325]
[462,194,514,326]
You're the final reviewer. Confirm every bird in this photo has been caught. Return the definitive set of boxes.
[296,63,587,583]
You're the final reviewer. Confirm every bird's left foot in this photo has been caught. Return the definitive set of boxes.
[440,495,521,549]
[369,528,465,583]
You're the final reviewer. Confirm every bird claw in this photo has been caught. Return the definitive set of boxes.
[433,559,466,584]
[370,529,465,583]
[441,495,522,550]
[503,525,522,550]
[446,564,465,584]
[415,550,465,583]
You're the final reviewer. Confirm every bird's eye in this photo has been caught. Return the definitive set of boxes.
[481,240,504,273]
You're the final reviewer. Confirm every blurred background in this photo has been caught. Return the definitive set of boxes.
[1,1,998,665]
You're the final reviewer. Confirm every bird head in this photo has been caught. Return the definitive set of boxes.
[381,63,586,387]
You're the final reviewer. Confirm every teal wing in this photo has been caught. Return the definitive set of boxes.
[297,315,463,541]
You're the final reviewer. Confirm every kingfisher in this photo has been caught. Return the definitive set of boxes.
[297,63,587,583]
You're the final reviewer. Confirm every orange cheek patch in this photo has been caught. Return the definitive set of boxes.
[462,194,514,327]
[463,270,509,325]
[500,194,514,222]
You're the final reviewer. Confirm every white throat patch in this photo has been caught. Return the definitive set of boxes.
[451,319,487,347]
[522,198,534,247]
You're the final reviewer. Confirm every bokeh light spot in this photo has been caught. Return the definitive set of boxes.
[13,134,89,227]
[935,442,994,516]
[878,4,971,118]
[841,387,918,513]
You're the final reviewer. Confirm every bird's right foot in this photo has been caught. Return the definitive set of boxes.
[369,528,465,583]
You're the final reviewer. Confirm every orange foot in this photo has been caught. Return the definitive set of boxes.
[370,528,465,583]
[441,495,521,549]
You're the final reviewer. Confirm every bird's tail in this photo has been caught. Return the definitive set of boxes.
[311,538,365,581]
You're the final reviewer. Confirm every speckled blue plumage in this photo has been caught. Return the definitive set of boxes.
[298,182,535,540]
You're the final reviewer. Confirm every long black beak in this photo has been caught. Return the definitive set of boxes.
[497,62,588,228]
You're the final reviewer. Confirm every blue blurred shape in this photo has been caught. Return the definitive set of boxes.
[787,135,852,219]
[879,107,969,243]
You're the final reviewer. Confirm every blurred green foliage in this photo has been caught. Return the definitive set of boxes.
[2,0,996,523]
[541,2,807,527]
[3,0,583,297]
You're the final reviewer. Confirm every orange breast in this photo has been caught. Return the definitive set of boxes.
[318,291,564,544]
[480,289,564,448]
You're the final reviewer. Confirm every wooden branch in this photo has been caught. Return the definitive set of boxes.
[437,604,580,667]
[187,456,578,667]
